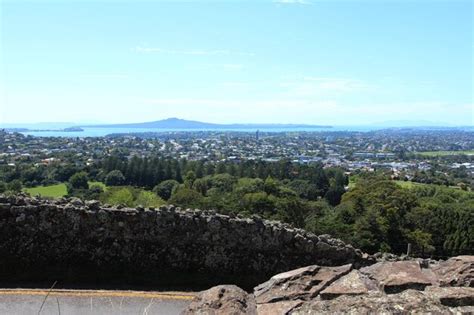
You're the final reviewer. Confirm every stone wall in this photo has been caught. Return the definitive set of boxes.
[0,195,369,288]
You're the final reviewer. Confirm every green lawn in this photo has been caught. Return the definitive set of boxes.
[394,180,463,191]
[393,180,426,189]
[349,178,462,191]
[417,150,474,157]
[24,183,67,198]
[24,181,107,198]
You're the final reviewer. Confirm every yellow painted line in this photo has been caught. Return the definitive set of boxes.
[0,289,195,300]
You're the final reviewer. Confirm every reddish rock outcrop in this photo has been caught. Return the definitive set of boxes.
[426,286,474,307]
[360,260,435,293]
[182,257,474,314]
[291,289,473,314]
[319,270,379,300]
[254,264,352,304]
[432,255,474,287]
[182,285,257,315]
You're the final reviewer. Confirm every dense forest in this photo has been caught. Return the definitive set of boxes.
[1,155,472,258]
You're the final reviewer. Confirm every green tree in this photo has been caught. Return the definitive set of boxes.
[105,170,125,186]
[174,162,183,182]
[69,172,89,190]
[168,187,204,208]
[264,176,279,195]
[216,162,227,174]
[242,192,275,215]
[234,178,264,195]
[324,185,346,206]
[208,174,236,192]
[287,180,320,200]
[407,229,435,256]
[184,171,197,188]
[193,178,209,196]
[153,179,180,200]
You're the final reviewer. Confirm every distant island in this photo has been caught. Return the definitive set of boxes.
[83,118,333,130]
[62,127,84,132]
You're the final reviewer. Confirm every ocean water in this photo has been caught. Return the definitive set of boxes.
[18,126,379,137]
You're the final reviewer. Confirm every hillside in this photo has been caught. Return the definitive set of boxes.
[85,118,332,129]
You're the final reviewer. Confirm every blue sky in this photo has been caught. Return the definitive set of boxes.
[1,0,472,125]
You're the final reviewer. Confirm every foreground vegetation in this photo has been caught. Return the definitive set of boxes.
[1,154,472,258]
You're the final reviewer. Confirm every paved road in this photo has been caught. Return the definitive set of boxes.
[0,289,194,315]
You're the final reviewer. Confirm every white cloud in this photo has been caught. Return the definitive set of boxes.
[133,46,255,57]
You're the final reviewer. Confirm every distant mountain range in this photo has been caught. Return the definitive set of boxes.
[83,118,333,129]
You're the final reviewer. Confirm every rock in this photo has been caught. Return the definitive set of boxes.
[85,200,101,210]
[254,264,352,304]
[360,261,434,293]
[182,285,256,315]
[426,286,474,307]
[257,300,303,315]
[319,270,379,300]
[432,256,474,287]
[291,290,463,314]
[15,213,26,223]
[69,197,84,207]
[185,259,474,315]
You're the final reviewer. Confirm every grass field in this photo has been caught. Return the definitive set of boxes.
[417,150,474,157]
[393,180,426,189]
[24,181,107,198]
[24,183,67,198]
[393,180,465,191]
[349,178,462,191]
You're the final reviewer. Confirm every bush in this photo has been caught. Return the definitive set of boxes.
[103,187,134,207]
[168,187,203,208]
[0,181,6,193]
[84,185,104,200]
[7,179,22,192]
[135,191,165,208]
